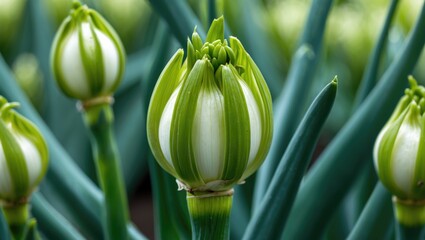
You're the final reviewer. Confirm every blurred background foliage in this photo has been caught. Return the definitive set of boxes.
[0,0,424,239]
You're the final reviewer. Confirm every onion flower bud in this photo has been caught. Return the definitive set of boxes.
[374,76,425,225]
[147,17,273,192]
[0,97,48,205]
[50,1,125,103]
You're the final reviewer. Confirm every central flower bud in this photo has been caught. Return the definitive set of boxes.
[147,17,273,193]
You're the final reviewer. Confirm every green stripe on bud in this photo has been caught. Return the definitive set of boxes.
[0,97,48,205]
[147,16,273,193]
[50,2,125,102]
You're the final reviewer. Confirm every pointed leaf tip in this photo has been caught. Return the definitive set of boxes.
[206,16,224,43]
[332,76,338,85]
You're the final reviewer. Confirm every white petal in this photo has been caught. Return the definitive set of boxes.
[0,143,13,197]
[60,27,90,98]
[60,23,120,98]
[159,86,182,167]
[392,122,420,193]
[15,134,42,188]
[239,81,262,165]
[373,125,389,173]
[97,28,120,93]
[192,87,225,181]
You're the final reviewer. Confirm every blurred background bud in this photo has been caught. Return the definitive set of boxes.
[12,54,44,112]
[95,0,152,51]
[50,2,125,102]
[0,97,48,205]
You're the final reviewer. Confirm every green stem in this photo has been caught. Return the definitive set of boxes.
[83,102,129,240]
[393,197,425,227]
[394,197,425,239]
[396,223,424,240]
[3,203,29,240]
[187,190,233,240]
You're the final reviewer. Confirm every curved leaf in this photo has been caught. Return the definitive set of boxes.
[244,78,337,239]
[282,2,425,239]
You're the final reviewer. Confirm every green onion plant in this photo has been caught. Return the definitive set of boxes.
[1,0,425,239]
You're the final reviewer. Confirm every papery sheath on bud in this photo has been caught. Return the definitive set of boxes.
[50,1,125,102]
[0,97,48,205]
[374,76,425,226]
[147,17,273,193]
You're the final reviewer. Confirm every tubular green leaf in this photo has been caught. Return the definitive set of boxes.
[253,0,334,207]
[223,0,282,99]
[347,183,394,240]
[282,2,425,239]
[31,193,85,240]
[243,78,337,240]
[0,209,11,240]
[147,0,206,47]
[148,157,191,240]
[353,0,400,108]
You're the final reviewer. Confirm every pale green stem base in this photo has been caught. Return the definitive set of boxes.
[83,102,129,240]
[187,189,233,240]
[3,203,29,239]
[393,196,425,240]
[3,203,40,239]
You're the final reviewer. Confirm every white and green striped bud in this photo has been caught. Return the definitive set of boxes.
[50,1,125,102]
[147,17,273,192]
[374,77,425,226]
[0,97,48,205]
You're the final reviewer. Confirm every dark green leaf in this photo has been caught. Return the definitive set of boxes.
[223,0,282,99]
[147,0,205,47]
[281,3,425,239]
[0,208,11,240]
[148,157,191,240]
[347,183,394,240]
[31,193,84,240]
[353,0,400,109]
[253,0,334,206]
[243,78,337,239]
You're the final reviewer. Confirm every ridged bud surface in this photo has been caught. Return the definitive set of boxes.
[50,2,125,101]
[0,97,48,204]
[374,77,425,200]
[147,17,273,192]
